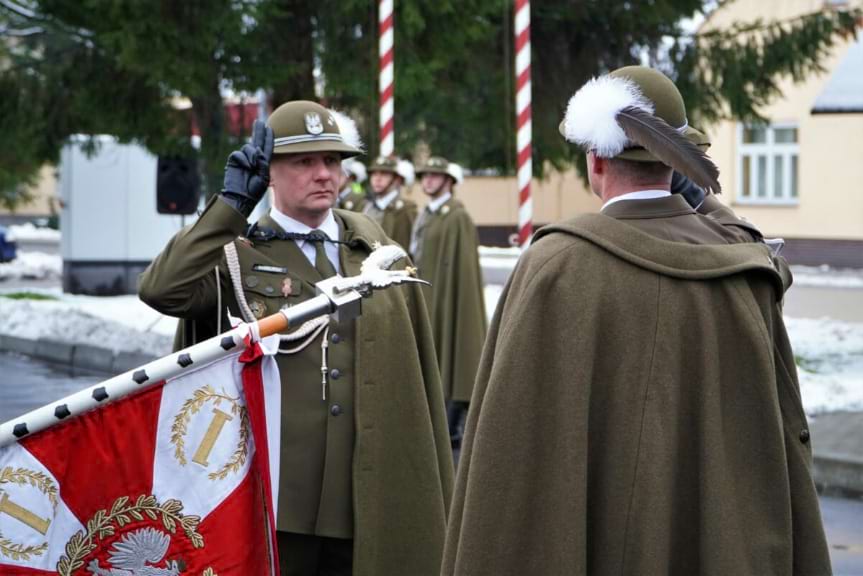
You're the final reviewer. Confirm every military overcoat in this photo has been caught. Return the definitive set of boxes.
[442,196,830,576]
[365,194,417,250]
[139,197,454,576]
[413,198,487,402]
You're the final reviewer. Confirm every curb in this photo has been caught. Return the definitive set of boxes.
[1,334,157,376]
[813,452,863,498]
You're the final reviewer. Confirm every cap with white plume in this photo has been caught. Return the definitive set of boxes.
[559,65,721,194]
[446,162,464,185]
[329,109,364,153]
[342,158,367,182]
[396,159,415,186]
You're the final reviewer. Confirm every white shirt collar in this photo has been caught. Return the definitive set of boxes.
[601,189,671,212]
[427,191,452,213]
[269,207,340,245]
[375,189,400,210]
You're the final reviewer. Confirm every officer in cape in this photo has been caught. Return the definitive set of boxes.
[409,157,487,449]
[139,100,453,576]
[442,66,830,575]
[362,155,418,249]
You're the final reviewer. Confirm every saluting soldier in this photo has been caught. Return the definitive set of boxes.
[363,156,418,249]
[139,101,453,576]
[410,157,487,448]
[442,66,830,576]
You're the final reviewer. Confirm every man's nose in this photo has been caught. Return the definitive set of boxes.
[314,160,333,180]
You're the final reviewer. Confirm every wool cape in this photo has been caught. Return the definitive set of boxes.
[371,194,418,250]
[140,197,453,576]
[415,198,487,402]
[442,211,830,576]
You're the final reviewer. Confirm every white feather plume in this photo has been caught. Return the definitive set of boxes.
[562,75,654,158]
[361,244,407,275]
[329,109,364,152]
[446,162,464,185]
[396,159,415,186]
[342,158,367,182]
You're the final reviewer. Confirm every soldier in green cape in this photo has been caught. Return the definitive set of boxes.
[140,101,453,576]
[410,157,487,448]
[363,156,418,249]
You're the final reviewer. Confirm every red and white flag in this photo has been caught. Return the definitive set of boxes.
[0,336,281,575]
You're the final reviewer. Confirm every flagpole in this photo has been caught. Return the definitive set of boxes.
[0,245,426,448]
[514,0,533,248]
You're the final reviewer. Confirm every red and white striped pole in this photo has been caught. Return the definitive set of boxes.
[379,0,395,157]
[514,0,532,247]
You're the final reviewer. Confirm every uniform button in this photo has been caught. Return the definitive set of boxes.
[331,333,342,344]
[799,429,810,444]
[265,285,275,294]
[330,404,343,416]
[245,275,259,288]
[330,368,341,380]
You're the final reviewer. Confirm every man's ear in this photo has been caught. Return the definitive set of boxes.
[588,152,605,176]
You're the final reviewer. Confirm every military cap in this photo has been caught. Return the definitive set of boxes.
[560,66,709,161]
[416,156,451,176]
[267,101,361,158]
[369,155,399,174]
[560,65,720,193]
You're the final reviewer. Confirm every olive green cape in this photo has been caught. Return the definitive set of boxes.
[415,198,487,402]
[443,210,829,575]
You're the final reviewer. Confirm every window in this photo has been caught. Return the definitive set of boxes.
[737,124,799,204]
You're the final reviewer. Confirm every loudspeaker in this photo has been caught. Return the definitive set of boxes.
[157,156,201,215]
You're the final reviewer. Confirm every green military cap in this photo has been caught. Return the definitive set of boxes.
[267,101,362,158]
[369,155,399,174]
[416,156,450,176]
[560,65,710,162]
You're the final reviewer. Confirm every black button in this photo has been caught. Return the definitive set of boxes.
[330,368,341,380]
[330,404,343,416]
[331,333,342,344]
[799,429,810,444]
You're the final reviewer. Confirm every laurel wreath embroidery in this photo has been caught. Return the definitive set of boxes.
[0,467,58,561]
[170,385,250,481]
[56,495,203,576]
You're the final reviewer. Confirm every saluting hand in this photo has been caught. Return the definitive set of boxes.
[221,119,275,216]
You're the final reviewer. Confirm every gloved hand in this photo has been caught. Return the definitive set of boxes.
[220,119,275,217]
[671,171,707,210]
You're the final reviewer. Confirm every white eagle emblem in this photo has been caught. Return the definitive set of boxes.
[86,527,181,576]
[304,112,324,135]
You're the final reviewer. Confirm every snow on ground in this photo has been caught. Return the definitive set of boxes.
[5,223,61,243]
[790,266,863,289]
[0,251,62,280]
[786,317,863,414]
[0,289,174,356]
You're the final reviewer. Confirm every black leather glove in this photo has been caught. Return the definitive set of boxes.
[220,119,275,217]
[671,171,707,210]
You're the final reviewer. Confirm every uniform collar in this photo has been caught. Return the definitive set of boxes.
[601,194,695,220]
[601,189,671,212]
[374,189,400,210]
[427,191,452,213]
[268,206,340,246]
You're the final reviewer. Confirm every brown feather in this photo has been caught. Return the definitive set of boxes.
[616,106,721,194]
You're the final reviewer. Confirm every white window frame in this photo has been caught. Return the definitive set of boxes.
[736,123,800,206]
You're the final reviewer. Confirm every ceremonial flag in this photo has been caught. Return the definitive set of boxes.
[0,335,281,575]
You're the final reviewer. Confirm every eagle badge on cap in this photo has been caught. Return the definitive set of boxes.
[305,112,324,135]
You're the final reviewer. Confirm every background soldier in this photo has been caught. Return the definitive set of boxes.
[139,101,453,576]
[410,157,487,448]
[363,156,418,249]
[442,66,830,576]
[338,158,368,212]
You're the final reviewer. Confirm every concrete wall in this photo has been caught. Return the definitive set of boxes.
[0,165,57,223]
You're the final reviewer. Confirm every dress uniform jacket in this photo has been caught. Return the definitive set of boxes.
[364,194,417,250]
[412,197,487,402]
[139,197,454,576]
[442,194,830,576]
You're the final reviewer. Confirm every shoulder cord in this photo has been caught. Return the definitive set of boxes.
[223,241,332,397]
[215,265,222,335]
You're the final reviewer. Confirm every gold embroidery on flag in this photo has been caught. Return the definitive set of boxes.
[170,385,250,481]
[56,495,204,576]
[0,467,57,560]
[192,408,234,467]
